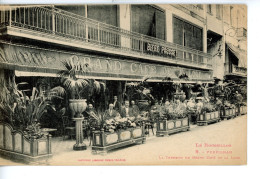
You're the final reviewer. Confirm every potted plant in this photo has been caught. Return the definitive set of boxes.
[0,75,52,162]
[197,101,220,126]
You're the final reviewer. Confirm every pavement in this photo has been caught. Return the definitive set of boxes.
[0,115,247,165]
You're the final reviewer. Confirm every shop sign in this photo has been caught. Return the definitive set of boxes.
[145,42,177,57]
[1,44,212,81]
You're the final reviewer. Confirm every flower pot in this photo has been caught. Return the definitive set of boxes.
[69,99,87,118]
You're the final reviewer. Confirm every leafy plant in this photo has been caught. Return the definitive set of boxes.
[124,76,154,101]
[201,102,216,113]
[58,60,90,99]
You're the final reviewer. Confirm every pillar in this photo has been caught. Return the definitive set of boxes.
[165,9,173,43]
[73,117,87,150]
[119,4,131,49]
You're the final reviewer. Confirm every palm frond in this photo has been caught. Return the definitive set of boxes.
[50,86,66,97]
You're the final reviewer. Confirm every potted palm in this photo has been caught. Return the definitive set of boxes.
[58,60,90,118]
[57,59,106,150]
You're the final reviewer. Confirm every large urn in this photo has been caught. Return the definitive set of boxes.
[69,99,87,118]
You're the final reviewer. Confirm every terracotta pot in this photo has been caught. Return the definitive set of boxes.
[69,99,87,118]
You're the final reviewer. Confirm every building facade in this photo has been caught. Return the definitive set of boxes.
[0,4,247,103]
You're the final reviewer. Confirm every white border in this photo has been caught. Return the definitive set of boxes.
[0,0,259,179]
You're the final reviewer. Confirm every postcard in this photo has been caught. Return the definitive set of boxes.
[0,4,247,165]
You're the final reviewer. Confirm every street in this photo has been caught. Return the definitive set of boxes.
[0,115,247,165]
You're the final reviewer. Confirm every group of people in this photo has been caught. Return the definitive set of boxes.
[83,95,210,127]
[84,96,141,126]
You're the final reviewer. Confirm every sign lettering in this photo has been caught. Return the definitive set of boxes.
[5,44,212,81]
[146,43,177,57]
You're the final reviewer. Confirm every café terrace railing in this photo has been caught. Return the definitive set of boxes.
[0,6,212,69]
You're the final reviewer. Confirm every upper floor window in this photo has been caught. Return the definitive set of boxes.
[230,6,235,27]
[223,5,231,24]
[55,5,86,17]
[87,5,119,27]
[216,5,222,19]
[173,16,202,51]
[207,4,212,14]
[131,5,166,40]
[197,4,203,9]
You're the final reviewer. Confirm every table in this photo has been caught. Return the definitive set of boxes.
[41,128,57,135]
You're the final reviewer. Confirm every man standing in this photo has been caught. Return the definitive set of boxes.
[113,96,121,112]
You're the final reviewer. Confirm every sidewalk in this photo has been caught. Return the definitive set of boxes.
[0,114,247,165]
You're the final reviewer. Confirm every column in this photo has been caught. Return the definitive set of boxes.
[119,4,131,49]
[73,117,87,150]
[165,9,173,43]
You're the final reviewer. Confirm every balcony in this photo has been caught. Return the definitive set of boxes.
[0,6,212,70]
[237,27,247,38]
[232,65,247,76]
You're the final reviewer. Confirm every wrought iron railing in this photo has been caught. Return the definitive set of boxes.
[0,6,212,68]
[232,65,247,75]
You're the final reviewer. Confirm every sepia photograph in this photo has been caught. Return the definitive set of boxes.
[0,3,247,166]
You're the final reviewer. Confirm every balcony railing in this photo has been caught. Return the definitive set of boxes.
[237,27,247,38]
[0,6,212,69]
[232,65,247,76]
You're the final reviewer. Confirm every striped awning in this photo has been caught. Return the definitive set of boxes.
[226,43,247,68]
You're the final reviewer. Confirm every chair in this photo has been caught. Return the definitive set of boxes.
[62,116,76,140]
[145,121,154,136]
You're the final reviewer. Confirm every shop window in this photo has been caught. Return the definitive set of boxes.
[131,5,166,40]
[173,16,202,51]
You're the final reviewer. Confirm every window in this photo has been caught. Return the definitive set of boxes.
[87,5,118,27]
[230,6,234,26]
[131,5,166,40]
[197,4,203,9]
[223,5,230,24]
[207,4,212,14]
[173,16,202,51]
[216,5,222,19]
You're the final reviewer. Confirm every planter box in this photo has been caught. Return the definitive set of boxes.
[197,111,221,126]
[156,117,190,137]
[240,106,247,115]
[91,127,146,154]
[221,108,236,120]
[0,123,52,163]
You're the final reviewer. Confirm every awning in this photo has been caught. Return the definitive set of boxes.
[226,43,247,68]
[1,42,214,83]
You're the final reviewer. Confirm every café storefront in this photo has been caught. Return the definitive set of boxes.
[0,41,213,134]
[0,42,213,83]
